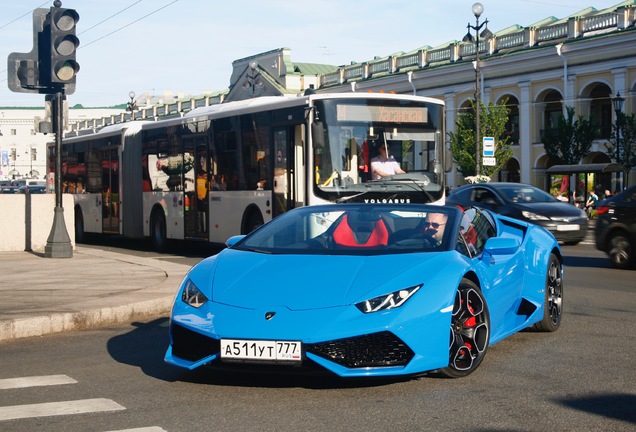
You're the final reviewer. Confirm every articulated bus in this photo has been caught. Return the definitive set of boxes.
[49,92,446,250]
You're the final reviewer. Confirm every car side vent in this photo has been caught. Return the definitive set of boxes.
[517,297,538,318]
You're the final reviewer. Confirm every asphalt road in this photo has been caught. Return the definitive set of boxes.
[0,242,634,432]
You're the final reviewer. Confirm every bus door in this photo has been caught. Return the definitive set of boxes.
[183,136,209,239]
[272,127,295,217]
[101,146,119,234]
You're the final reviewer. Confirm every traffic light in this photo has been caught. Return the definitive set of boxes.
[7,9,48,93]
[40,6,80,93]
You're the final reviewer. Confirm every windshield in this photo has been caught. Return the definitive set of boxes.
[498,185,558,203]
[311,97,445,204]
[233,204,456,255]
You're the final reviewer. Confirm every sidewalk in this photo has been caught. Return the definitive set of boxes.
[0,246,192,342]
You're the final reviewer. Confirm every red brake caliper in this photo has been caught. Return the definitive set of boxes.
[462,299,476,351]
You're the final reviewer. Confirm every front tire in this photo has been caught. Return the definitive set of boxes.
[439,278,490,378]
[530,253,563,332]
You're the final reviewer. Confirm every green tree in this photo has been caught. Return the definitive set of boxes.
[449,99,513,178]
[541,106,597,165]
[605,112,636,188]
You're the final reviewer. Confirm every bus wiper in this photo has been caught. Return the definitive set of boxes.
[379,177,436,202]
[335,190,371,203]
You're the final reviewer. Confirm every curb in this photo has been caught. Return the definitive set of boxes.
[0,297,173,342]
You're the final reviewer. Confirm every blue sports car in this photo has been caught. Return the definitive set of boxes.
[165,204,563,378]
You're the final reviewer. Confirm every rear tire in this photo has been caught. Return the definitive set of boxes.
[150,209,168,252]
[74,206,85,244]
[608,232,634,269]
[439,278,490,378]
[244,211,264,234]
[530,253,563,332]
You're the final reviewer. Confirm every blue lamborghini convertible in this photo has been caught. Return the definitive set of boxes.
[165,204,563,378]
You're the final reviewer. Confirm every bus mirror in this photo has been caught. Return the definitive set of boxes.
[445,148,453,172]
[312,121,325,149]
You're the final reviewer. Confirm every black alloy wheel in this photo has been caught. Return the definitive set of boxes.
[439,278,490,378]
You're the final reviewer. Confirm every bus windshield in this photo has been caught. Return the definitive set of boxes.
[311,97,445,204]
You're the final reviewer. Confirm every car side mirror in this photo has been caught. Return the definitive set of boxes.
[484,237,520,255]
[225,235,246,247]
[311,121,325,149]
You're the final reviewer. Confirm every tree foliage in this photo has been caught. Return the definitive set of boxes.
[449,99,513,178]
[605,112,636,187]
[541,106,598,165]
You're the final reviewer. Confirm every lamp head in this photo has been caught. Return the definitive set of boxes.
[613,92,625,113]
[472,2,484,18]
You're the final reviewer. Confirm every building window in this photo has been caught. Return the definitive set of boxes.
[589,84,612,139]
[541,90,563,141]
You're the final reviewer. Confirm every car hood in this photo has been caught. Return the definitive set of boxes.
[208,249,440,310]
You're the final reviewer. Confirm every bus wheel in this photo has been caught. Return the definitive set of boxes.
[244,211,264,234]
[151,209,168,252]
[74,206,85,244]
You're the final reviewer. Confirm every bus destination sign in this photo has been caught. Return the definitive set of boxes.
[337,105,428,124]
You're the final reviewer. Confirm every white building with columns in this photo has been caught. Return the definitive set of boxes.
[3,1,635,192]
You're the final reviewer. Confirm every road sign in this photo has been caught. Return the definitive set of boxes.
[483,137,495,157]
[483,157,496,166]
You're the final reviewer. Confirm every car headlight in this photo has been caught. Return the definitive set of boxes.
[181,279,208,308]
[521,211,550,221]
[355,284,421,313]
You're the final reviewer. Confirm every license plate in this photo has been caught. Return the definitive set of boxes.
[556,224,580,231]
[220,339,302,362]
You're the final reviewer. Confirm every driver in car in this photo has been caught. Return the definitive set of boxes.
[423,212,448,244]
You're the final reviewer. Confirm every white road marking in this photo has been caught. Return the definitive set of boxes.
[0,398,125,421]
[0,374,77,390]
[105,428,167,432]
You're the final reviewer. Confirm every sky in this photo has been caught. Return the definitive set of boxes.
[0,0,628,108]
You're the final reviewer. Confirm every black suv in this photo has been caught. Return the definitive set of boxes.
[595,185,636,269]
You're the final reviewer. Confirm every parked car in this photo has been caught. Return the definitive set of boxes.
[17,185,47,194]
[446,182,587,245]
[595,185,636,269]
[165,203,563,379]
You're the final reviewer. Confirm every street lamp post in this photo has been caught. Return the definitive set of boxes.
[612,92,625,163]
[127,91,138,119]
[612,91,625,191]
[463,2,492,176]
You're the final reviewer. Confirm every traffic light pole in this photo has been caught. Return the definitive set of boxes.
[44,92,73,258]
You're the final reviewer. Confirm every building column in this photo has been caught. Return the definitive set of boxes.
[518,81,532,184]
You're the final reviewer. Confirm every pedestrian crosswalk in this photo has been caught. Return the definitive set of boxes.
[0,398,125,421]
[0,374,167,431]
[0,374,77,389]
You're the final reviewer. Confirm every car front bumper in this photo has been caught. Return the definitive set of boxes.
[537,219,588,244]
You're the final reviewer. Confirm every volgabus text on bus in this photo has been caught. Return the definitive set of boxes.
[364,198,411,204]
